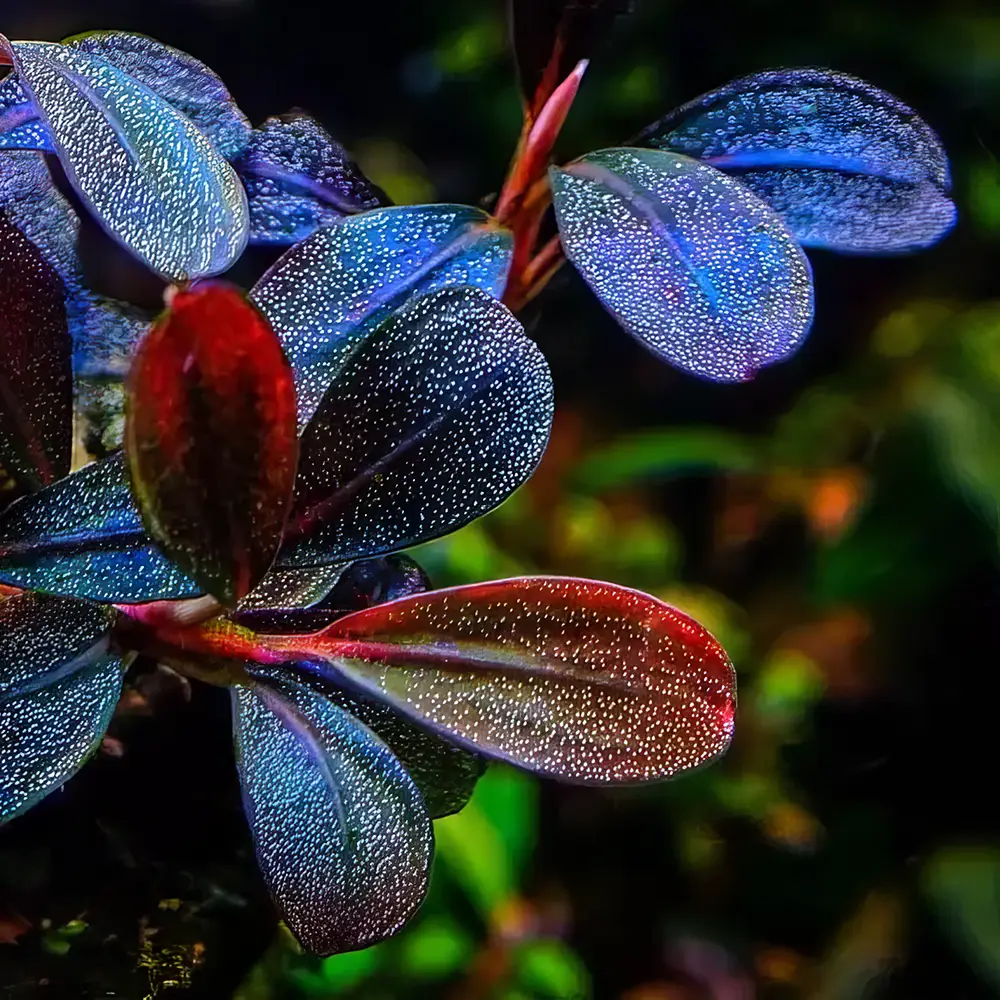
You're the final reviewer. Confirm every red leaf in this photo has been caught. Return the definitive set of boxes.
[125,281,298,606]
[0,215,72,493]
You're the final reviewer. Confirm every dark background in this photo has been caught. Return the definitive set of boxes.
[3,1,1000,998]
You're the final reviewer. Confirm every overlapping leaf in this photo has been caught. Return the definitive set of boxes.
[64,30,252,159]
[250,204,513,427]
[235,113,386,245]
[0,592,123,822]
[551,147,814,381]
[0,73,51,151]
[0,213,72,491]
[277,287,553,568]
[0,34,249,279]
[126,282,298,607]
[639,68,956,253]
[0,453,199,603]
[233,676,433,955]
[268,576,737,784]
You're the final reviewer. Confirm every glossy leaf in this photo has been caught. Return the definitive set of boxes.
[235,112,386,245]
[237,563,350,613]
[277,287,553,568]
[0,213,72,491]
[64,30,252,159]
[272,576,737,784]
[0,35,249,280]
[313,554,432,611]
[0,453,199,603]
[550,147,814,382]
[0,73,51,151]
[126,282,298,607]
[0,592,123,822]
[509,0,632,120]
[248,664,484,819]
[251,204,513,428]
[233,676,433,955]
[639,68,956,254]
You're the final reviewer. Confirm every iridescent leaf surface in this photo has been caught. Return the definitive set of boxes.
[550,147,814,382]
[0,213,72,491]
[271,576,737,784]
[64,30,252,160]
[126,282,298,606]
[312,554,431,611]
[0,592,123,822]
[639,68,956,254]
[0,453,199,602]
[233,676,433,955]
[235,113,386,245]
[0,73,51,151]
[0,35,249,280]
[238,563,350,613]
[250,204,513,428]
[277,287,553,568]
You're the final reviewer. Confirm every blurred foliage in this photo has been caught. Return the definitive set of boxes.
[4,0,1000,997]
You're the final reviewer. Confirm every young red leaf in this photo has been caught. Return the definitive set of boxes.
[0,215,72,492]
[125,282,298,607]
[268,577,737,785]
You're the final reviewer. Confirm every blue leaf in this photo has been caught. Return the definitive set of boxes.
[233,676,433,955]
[63,31,253,160]
[0,592,122,823]
[277,287,553,568]
[250,204,513,428]
[235,112,386,245]
[0,35,249,280]
[550,147,814,382]
[0,74,52,151]
[639,68,956,254]
[0,453,200,603]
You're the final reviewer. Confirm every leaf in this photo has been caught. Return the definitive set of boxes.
[0,213,72,491]
[639,68,955,254]
[311,554,432,611]
[509,0,632,120]
[249,664,484,820]
[0,453,199,603]
[232,675,433,955]
[63,30,252,159]
[0,35,249,280]
[277,287,553,568]
[238,563,351,613]
[0,73,51,151]
[270,576,737,784]
[234,112,387,245]
[550,147,814,381]
[0,592,123,822]
[250,204,513,428]
[126,282,298,606]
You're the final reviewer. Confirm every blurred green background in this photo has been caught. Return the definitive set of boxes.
[4,1,1000,998]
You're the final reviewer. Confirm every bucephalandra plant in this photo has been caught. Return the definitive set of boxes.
[0,0,952,958]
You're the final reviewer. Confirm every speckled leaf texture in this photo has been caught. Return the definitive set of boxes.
[0,592,123,822]
[0,213,72,492]
[233,677,433,955]
[0,453,199,603]
[63,30,252,160]
[0,73,52,150]
[235,112,386,245]
[250,204,513,428]
[550,147,814,382]
[126,283,298,607]
[639,68,956,254]
[237,563,351,613]
[277,287,553,568]
[0,34,249,280]
[273,576,737,784]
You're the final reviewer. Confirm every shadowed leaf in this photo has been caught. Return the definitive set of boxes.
[0,34,249,280]
[235,112,386,245]
[277,287,553,568]
[250,204,513,428]
[0,592,123,822]
[639,68,955,254]
[0,73,51,150]
[126,282,298,607]
[0,453,199,603]
[233,676,433,955]
[551,147,814,381]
